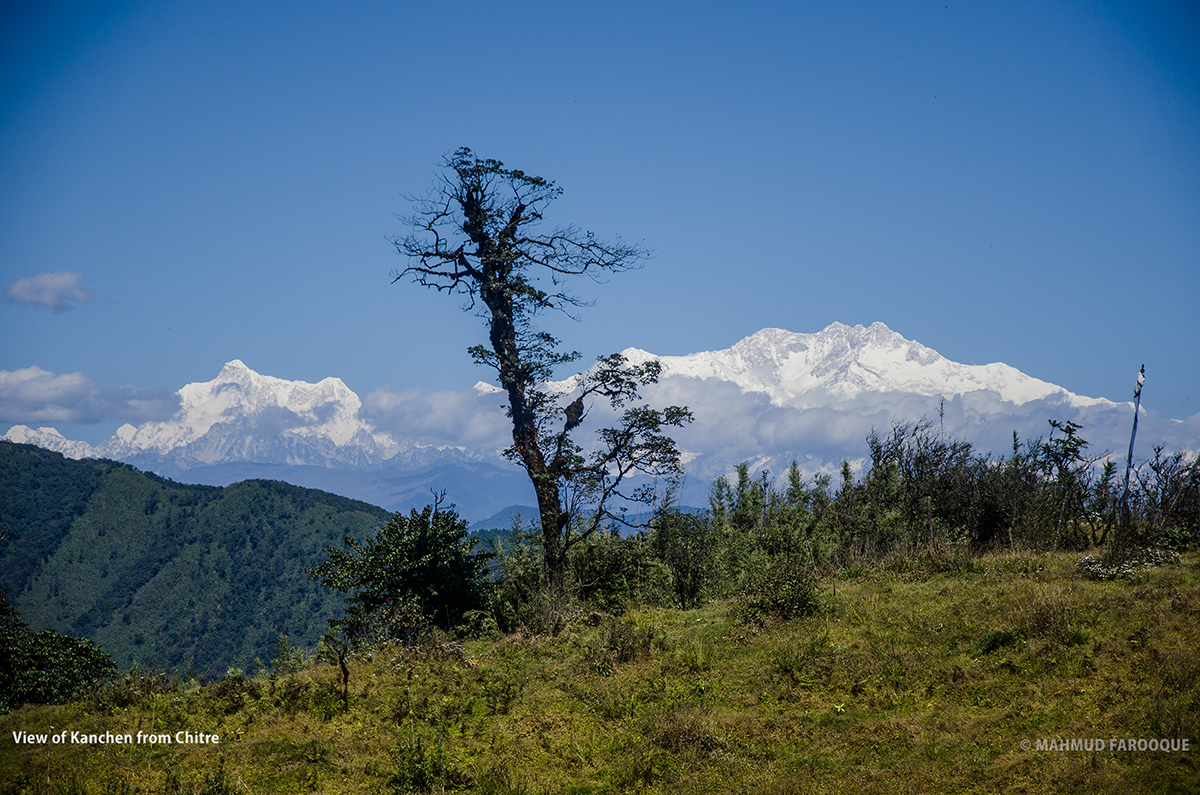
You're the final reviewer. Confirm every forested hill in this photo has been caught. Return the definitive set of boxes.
[0,441,392,677]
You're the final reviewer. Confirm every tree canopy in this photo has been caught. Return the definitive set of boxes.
[1,589,116,713]
[307,500,489,640]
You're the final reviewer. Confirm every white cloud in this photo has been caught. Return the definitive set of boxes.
[4,271,94,311]
[0,366,180,424]
[360,366,1200,502]
[360,385,512,452]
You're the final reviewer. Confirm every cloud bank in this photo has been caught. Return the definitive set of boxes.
[0,367,180,424]
[359,374,1200,506]
[360,384,512,453]
[4,272,94,312]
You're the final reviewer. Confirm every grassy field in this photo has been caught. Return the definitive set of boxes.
[2,548,1197,794]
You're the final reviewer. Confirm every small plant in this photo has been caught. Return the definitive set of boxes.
[471,759,533,795]
[975,628,1023,654]
[476,665,525,715]
[389,734,463,793]
[770,626,830,686]
[198,757,237,795]
[316,626,352,710]
[588,617,665,676]
[269,631,307,677]
[675,636,713,674]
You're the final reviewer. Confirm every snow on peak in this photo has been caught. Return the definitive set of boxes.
[94,360,398,465]
[617,347,659,367]
[2,425,97,459]
[645,321,1103,409]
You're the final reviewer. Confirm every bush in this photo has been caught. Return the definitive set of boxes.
[389,734,465,793]
[490,523,552,634]
[588,617,664,674]
[0,590,117,712]
[569,528,670,614]
[737,554,821,623]
[86,662,179,714]
[308,501,490,644]
[650,509,715,609]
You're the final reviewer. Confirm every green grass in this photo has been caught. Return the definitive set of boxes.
[3,549,1198,794]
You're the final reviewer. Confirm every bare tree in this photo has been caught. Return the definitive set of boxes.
[391,148,692,595]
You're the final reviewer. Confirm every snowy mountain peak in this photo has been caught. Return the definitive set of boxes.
[218,358,252,376]
[645,321,1102,409]
[90,360,400,468]
[2,425,97,459]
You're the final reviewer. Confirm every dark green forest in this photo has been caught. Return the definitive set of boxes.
[0,441,391,678]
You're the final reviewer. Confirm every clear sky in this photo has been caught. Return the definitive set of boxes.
[3,0,1198,446]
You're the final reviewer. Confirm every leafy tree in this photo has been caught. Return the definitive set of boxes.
[391,148,692,594]
[0,589,116,712]
[650,506,714,609]
[1038,420,1097,550]
[307,499,489,641]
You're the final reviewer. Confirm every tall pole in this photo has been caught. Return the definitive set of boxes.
[1121,365,1145,511]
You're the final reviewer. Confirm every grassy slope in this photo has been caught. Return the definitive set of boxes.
[2,549,1197,794]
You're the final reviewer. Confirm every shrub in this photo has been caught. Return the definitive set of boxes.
[308,501,490,643]
[651,509,715,609]
[0,590,117,712]
[389,734,465,793]
[86,662,179,714]
[490,520,547,634]
[569,528,670,614]
[737,554,820,623]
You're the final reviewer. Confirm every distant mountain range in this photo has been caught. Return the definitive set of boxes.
[7,322,1198,516]
[4,361,536,520]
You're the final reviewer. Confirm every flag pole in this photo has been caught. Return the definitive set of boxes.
[1120,365,1145,512]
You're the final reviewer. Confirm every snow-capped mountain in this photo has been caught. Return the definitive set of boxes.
[616,323,1195,494]
[5,322,1196,515]
[2,425,98,459]
[624,322,1111,411]
[109,359,406,470]
[6,360,403,471]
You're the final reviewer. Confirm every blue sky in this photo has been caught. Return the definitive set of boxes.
[3,0,1198,445]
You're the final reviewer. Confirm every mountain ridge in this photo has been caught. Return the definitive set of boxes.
[623,322,1114,410]
[0,440,393,676]
[5,322,1195,515]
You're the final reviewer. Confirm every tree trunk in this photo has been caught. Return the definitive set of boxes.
[535,479,567,595]
[480,277,570,596]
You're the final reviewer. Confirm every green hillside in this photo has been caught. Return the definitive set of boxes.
[0,441,392,677]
